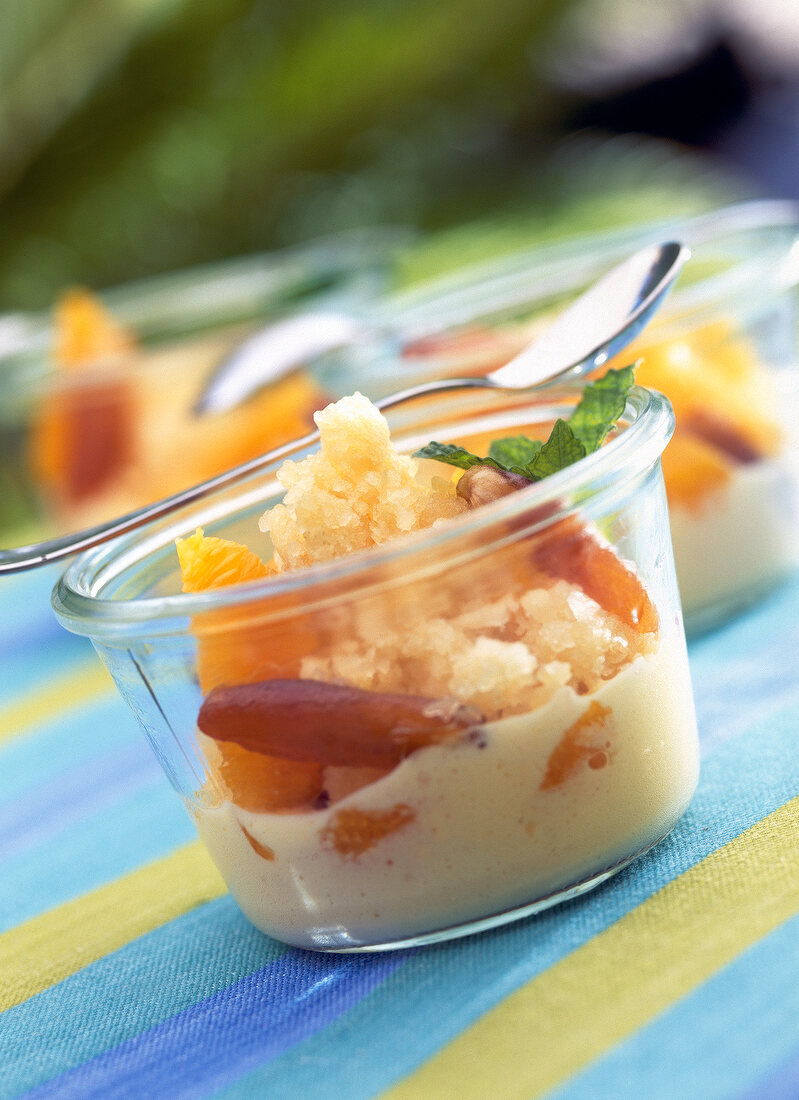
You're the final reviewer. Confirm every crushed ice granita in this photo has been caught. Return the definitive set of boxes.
[177,389,699,950]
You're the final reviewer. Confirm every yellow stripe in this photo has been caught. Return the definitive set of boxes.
[0,659,112,746]
[385,796,799,1100]
[0,842,225,1011]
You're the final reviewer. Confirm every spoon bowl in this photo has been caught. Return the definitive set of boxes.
[0,241,688,573]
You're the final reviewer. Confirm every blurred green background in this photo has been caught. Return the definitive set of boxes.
[1,0,773,308]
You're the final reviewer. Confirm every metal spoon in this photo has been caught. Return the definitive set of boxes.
[0,240,688,574]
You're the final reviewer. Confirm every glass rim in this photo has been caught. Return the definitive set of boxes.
[52,383,674,638]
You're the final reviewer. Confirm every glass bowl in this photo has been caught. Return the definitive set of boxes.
[321,201,799,633]
[0,229,407,549]
[53,384,699,951]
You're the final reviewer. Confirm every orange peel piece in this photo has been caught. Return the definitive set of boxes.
[540,701,614,790]
[319,804,416,858]
[241,825,276,861]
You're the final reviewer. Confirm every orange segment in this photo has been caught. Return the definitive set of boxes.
[141,370,322,503]
[205,739,321,812]
[54,287,134,368]
[540,701,613,790]
[179,529,323,811]
[319,804,416,858]
[660,432,732,512]
[177,528,274,592]
[629,321,779,459]
[533,519,658,634]
[177,527,319,693]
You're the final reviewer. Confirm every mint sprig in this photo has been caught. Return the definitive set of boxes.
[487,435,542,469]
[568,365,634,453]
[414,367,634,483]
[412,442,505,471]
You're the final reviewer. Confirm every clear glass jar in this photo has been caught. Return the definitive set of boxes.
[0,229,405,548]
[322,201,799,632]
[53,384,698,951]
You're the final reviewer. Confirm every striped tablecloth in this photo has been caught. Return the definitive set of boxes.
[2,566,799,1100]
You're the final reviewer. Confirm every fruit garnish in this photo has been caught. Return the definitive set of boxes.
[31,289,137,506]
[659,433,732,512]
[176,528,274,592]
[456,466,531,507]
[681,408,762,465]
[54,287,134,369]
[240,825,276,861]
[533,519,658,634]
[31,380,135,505]
[319,804,416,858]
[415,366,634,482]
[630,323,780,459]
[205,738,322,812]
[197,678,483,768]
[175,526,316,694]
[540,701,613,790]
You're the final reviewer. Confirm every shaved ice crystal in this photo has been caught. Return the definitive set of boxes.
[259,393,465,571]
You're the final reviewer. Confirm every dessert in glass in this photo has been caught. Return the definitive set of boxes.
[53,380,699,950]
[0,231,402,548]
[323,201,799,631]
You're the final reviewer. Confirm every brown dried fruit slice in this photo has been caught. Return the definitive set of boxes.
[319,804,416,858]
[31,288,137,507]
[533,519,658,634]
[32,379,135,505]
[198,678,483,769]
[540,701,613,790]
[681,409,763,465]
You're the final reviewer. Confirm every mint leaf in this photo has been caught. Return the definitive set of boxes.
[416,366,634,487]
[414,441,504,471]
[568,365,635,454]
[523,419,586,480]
[488,435,542,468]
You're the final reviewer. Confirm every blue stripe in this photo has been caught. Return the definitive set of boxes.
[0,633,94,708]
[0,696,137,812]
[743,1045,799,1100]
[688,574,799,758]
[0,779,193,930]
[552,913,799,1100]
[21,948,406,1100]
[0,568,68,654]
[0,742,161,863]
[0,897,281,1098]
